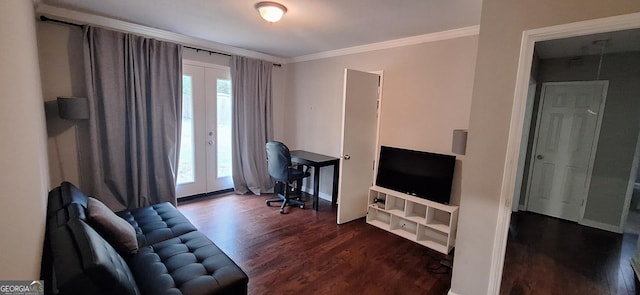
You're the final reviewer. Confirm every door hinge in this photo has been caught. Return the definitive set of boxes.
[505,197,511,208]
[372,160,375,170]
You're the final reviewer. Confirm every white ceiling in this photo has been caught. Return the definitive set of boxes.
[38,0,482,59]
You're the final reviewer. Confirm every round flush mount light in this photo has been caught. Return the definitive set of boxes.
[255,1,287,23]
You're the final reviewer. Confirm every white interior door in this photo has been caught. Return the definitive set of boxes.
[337,69,380,224]
[176,62,233,197]
[526,81,608,221]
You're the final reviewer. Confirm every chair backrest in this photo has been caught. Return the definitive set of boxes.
[266,141,292,181]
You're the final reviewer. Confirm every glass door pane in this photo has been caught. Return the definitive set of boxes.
[176,64,206,197]
[217,79,232,178]
[205,66,233,192]
[177,75,195,184]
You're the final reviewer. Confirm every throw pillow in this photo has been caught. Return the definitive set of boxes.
[87,197,139,255]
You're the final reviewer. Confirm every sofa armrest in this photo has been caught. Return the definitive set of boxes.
[49,218,141,295]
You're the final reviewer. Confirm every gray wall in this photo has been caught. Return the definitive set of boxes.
[533,52,640,228]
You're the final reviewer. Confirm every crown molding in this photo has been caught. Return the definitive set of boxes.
[286,25,480,64]
[35,3,287,65]
[35,3,480,66]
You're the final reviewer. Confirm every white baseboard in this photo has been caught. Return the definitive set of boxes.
[579,218,622,233]
[301,186,332,201]
[448,290,460,295]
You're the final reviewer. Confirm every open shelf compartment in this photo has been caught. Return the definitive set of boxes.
[405,201,427,223]
[416,224,449,250]
[426,207,452,232]
[390,215,418,240]
[366,208,391,230]
[386,195,406,214]
[369,190,387,209]
[369,190,387,204]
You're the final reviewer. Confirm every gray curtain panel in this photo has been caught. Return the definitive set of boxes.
[83,26,182,210]
[231,56,274,195]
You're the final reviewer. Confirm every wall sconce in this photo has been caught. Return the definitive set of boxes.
[452,129,468,155]
[255,1,287,23]
[57,96,89,120]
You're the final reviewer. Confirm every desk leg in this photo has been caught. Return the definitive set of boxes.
[295,165,303,196]
[313,166,320,210]
[332,161,339,206]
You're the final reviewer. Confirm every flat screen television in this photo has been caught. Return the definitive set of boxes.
[375,146,456,204]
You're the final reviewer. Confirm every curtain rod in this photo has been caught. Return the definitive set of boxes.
[39,15,282,67]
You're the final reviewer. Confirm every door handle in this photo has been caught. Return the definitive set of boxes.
[343,155,351,160]
[208,140,214,146]
[536,155,544,160]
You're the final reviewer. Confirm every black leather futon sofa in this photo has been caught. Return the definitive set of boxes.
[42,182,248,295]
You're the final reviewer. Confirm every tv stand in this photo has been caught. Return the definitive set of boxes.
[366,186,459,254]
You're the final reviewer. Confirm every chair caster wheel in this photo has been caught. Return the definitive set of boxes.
[279,209,285,214]
[299,204,305,209]
[266,201,271,206]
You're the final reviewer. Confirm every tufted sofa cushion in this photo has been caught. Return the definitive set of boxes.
[129,231,249,295]
[117,202,197,247]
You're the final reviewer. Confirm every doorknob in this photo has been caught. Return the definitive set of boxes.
[536,155,544,160]
[208,140,214,146]
[343,155,351,160]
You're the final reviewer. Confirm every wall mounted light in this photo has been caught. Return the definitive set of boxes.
[255,1,287,23]
[452,129,468,155]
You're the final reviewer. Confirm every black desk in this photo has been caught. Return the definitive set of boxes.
[290,150,340,211]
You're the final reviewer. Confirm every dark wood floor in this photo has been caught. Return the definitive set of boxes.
[178,193,452,295]
[500,211,639,295]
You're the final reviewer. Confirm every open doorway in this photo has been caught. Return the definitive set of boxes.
[500,28,640,294]
[513,29,640,232]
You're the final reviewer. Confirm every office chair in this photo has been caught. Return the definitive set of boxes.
[265,141,310,214]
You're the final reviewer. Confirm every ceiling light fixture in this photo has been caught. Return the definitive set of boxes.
[255,2,287,23]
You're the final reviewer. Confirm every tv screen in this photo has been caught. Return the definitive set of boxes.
[376,146,455,204]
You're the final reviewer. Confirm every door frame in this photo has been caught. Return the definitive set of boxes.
[488,12,640,295]
[522,81,608,223]
[177,59,233,198]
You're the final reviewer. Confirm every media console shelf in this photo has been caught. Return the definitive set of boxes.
[366,186,459,254]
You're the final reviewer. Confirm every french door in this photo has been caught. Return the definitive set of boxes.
[176,61,233,198]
